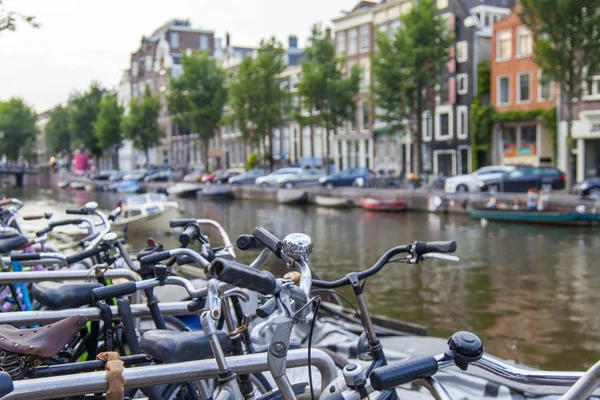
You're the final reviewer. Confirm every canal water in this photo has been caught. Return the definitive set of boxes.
[10,187,600,371]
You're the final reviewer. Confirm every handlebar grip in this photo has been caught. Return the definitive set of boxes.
[209,258,277,295]
[22,215,43,221]
[187,298,206,313]
[66,247,102,264]
[236,234,266,251]
[370,356,439,391]
[0,199,12,207]
[139,251,172,265]
[251,226,281,256]
[66,209,88,215]
[416,241,457,254]
[50,219,83,228]
[179,224,200,247]
[36,227,52,237]
[92,282,138,301]
[11,253,41,261]
[169,218,196,228]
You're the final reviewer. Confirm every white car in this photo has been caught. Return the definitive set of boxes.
[255,168,304,187]
[444,165,515,193]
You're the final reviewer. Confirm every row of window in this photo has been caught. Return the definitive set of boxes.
[169,32,210,51]
[422,106,469,141]
[336,25,371,55]
[497,26,532,61]
[496,70,553,106]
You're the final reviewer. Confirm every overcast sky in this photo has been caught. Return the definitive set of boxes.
[0,0,352,113]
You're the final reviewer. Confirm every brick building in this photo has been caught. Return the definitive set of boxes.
[490,8,555,166]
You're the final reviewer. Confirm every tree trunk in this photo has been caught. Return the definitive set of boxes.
[113,148,120,171]
[325,124,331,175]
[202,140,210,173]
[267,124,274,171]
[413,103,423,177]
[565,97,575,190]
[144,148,149,166]
[309,121,315,158]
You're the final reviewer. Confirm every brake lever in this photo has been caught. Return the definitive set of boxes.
[421,253,460,262]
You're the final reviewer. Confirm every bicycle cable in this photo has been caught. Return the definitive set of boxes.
[310,289,360,318]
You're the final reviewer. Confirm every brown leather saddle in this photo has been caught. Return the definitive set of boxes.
[0,315,87,358]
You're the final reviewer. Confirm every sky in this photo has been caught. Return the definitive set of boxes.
[0,0,354,113]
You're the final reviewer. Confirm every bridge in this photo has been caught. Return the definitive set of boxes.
[0,166,38,188]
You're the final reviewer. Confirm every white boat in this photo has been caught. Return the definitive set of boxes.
[314,195,354,208]
[166,182,203,198]
[112,193,181,234]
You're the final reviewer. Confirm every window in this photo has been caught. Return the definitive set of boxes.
[538,70,553,101]
[131,62,139,78]
[457,106,468,139]
[145,56,152,73]
[497,75,510,105]
[437,0,448,9]
[584,70,600,99]
[516,26,532,58]
[502,127,517,157]
[439,80,449,104]
[336,33,346,54]
[361,101,370,129]
[457,74,468,94]
[170,32,180,48]
[348,29,358,55]
[360,58,370,91]
[379,135,387,159]
[389,20,401,38]
[200,35,209,51]
[456,41,468,63]
[359,25,370,52]
[422,111,433,141]
[520,125,537,156]
[517,72,531,103]
[436,106,453,140]
[497,30,511,61]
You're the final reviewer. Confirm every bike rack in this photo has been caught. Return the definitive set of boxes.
[561,361,600,400]
[4,349,337,400]
[0,301,192,326]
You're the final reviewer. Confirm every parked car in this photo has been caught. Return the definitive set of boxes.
[573,176,600,199]
[229,169,266,185]
[444,165,515,193]
[478,166,565,193]
[255,168,305,187]
[214,168,245,184]
[89,170,117,181]
[122,169,149,182]
[143,170,179,183]
[278,169,324,188]
[318,168,376,189]
[183,169,205,183]
[201,169,227,184]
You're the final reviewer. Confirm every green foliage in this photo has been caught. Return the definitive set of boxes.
[122,85,163,161]
[519,0,600,187]
[0,98,37,161]
[372,0,453,175]
[168,52,228,171]
[229,38,286,169]
[93,95,123,152]
[0,0,39,34]
[477,61,491,98]
[245,153,258,171]
[45,106,72,156]
[68,82,105,157]
[471,61,493,170]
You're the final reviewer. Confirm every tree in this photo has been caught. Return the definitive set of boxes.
[45,106,72,156]
[69,82,104,159]
[372,0,453,176]
[168,52,228,172]
[229,38,286,170]
[93,94,123,169]
[519,0,600,189]
[299,25,361,173]
[122,85,163,163]
[0,0,39,35]
[0,98,37,161]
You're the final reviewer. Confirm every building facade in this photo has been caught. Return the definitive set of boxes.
[128,19,215,169]
[34,110,51,167]
[490,9,555,167]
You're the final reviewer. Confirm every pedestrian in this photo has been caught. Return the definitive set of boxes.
[526,188,538,211]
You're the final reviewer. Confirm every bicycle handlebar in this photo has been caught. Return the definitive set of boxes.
[371,355,440,391]
[209,258,278,295]
[252,226,281,256]
[236,234,266,251]
[66,247,102,264]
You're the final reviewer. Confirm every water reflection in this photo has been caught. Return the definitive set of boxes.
[8,187,600,370]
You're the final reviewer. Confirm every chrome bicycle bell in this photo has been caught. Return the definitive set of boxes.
[281,233,313,261]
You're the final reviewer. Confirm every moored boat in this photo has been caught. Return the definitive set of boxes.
[112,193,181,234]
[276,189,307,205]
[360,197,406,212]
[469,208,600,226]
[166,182,203,198]
[197,185,233,199]
[116,180,143,194]
[314,195,354,208]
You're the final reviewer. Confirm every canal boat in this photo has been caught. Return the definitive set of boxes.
[360,197,407,212]
[469,208,600,226]
[112,193,181,234]
[197,186,233,199]
[276,189,308,205]
[116,179,143,194]
[166,182,203,198]
[314,195,354,208]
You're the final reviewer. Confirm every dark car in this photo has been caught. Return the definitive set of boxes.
[89,170,117,181]
[143,170,179,183]
[214,168,245,184]
[318,167,376,189]
[478,166,565,193]
[573,177,600,199]
[228,169,265,185]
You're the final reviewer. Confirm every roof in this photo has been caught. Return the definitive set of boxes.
[144,19,213,42]
[332,0,378,22]
[352,0,378,11]
[460,0,514,11]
